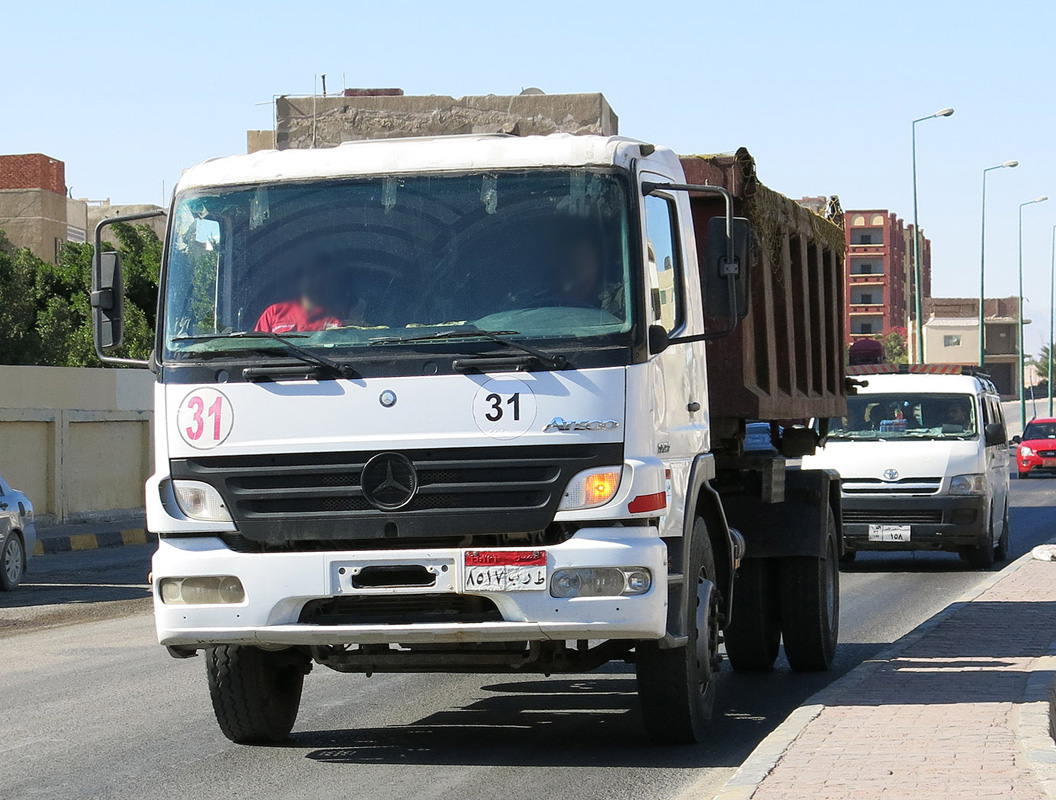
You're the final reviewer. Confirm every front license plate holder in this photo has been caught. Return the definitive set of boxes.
[868,524,911,543]
[463,550,547,592]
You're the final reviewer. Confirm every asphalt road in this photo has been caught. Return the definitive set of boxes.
[3,476,1055,800]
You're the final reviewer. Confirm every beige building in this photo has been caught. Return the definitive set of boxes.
[923,297,1021,397]
[248,88,619,152]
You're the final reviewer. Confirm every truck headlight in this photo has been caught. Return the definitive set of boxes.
[550,567,651,598]
[172,480,232,522]
[949,474,986,495]
[558,467,622,510]
[159,576,245,604]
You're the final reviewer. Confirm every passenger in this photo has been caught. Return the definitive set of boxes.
[255,268,343,334]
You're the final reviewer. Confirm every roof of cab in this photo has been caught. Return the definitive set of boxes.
[176,134,682,193]
[854,372,997,395]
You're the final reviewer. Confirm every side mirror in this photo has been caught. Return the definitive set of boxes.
[1011,435,1022,444]
[91,250,124,350]
[648,324,669,355]
[984,423,1006,447]
[703,216,751,324]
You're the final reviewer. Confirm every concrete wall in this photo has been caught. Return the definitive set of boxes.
[0,366,154,524]
[0,187,68,262]
[262,92,618,151]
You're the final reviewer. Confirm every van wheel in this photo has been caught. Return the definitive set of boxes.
[206,645,307,743]
[779,507,839,671]
[994,504,1011,562]
[724,558,780,672]
[636,517,721,744]
[963,516,996,569]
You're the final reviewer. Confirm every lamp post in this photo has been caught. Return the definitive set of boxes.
[1050,224,1056,416]
[1019,196,1048,430]
[979,160,1019,367]
[911,107,954,364]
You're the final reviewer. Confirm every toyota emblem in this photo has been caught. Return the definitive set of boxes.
[882,468,900,481]
[361,453,418,510]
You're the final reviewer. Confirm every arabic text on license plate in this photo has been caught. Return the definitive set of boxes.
[464,550,547,592]
[1043,458,1056,468]
[868,524,911,542]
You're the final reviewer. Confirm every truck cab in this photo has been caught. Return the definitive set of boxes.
[803,367,1011,567]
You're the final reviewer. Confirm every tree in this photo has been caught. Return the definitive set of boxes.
[881,329,908,365]
[1032,344,1053,382]
[0,224,162,367]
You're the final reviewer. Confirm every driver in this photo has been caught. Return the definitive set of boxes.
[255,266,343,334]
[941,402,972,429]
[552,227,624,317]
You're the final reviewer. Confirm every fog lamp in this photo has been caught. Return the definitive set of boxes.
[549,567,651,598]
[158,576,245,605]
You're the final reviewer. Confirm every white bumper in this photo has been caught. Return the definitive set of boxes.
[152,527,668,647]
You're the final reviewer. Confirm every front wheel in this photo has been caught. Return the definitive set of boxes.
[636,517,721,744]
[778,507,839,672]
[0,531,24,591]
[206,645,307,743]
[963,515,996,569]
[994,503,1011,562]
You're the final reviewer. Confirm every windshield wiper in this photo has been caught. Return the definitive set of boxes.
[172,331,356,378]
[370,328,568,369]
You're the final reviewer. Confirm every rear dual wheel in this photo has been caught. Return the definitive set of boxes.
[778,508,840,672]
[636,517,722,744]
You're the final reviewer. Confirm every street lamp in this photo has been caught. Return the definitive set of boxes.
[911,107,954,363]
[1019,196,1048,430]
[1049,224,1056,416]
[978,160,1019,367]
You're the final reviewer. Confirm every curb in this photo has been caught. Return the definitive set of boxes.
[707,549,1045,800]
[32,529,156,556]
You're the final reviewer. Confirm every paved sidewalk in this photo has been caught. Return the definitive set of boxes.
[33,512,152,555]
[715,553,1056,800]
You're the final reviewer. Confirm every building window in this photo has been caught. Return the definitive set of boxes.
[871,214,885,226]
[944,335,962,347]
[860,263,873,274]
[860,323,873,334]
[859,234,873,245]
[852,215,866,226]
[860,293,873,305]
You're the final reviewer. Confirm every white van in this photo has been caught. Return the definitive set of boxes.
[802,367,1010,568]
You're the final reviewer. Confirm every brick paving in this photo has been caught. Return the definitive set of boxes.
[750,559,1056,800]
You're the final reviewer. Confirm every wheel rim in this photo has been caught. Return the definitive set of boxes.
[694,569,719,699]
[4,537,23,584]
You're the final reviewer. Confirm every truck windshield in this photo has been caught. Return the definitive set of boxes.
[827,393,977,441]
[162,170,633,362]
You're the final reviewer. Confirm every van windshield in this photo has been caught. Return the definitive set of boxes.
[828,393,977,441]
[161,170,634,362]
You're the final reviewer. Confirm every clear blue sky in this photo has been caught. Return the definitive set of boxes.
[5,1,1055,352]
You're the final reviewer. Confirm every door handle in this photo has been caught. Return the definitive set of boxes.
[687,401,701,413]
[0,503,7,510]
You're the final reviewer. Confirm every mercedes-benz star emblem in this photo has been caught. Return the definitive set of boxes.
[882,468,900,481]
[379,390,397,408]
[361,453,418,510]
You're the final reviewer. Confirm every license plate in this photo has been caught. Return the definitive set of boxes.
[463,550,546,592]
[868,524,911,542]
[1043,459,1056,468]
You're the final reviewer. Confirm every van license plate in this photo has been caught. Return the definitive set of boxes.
[868,524,911,542]
[463,550,547,592]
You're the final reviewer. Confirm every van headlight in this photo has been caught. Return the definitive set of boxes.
[558,467,622,510]
[172,480,232,522]
[949,474,986,495]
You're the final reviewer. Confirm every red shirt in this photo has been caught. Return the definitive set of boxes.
[254,302,341,334]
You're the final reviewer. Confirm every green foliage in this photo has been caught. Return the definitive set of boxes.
[1031,344,1052,382]
[882,330,908,365]
[0,224,161,367]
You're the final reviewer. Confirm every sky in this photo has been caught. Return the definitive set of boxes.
[4,0,1056,351]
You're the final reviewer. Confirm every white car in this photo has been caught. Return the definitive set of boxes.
[803,368,1011,568]
[0,474,36,590]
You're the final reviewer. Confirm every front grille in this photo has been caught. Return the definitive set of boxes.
[1038,450,1056,458]
[298,594,504,626]
[171,442,622,545]
[842,477,942,495]
[843,509,943,524]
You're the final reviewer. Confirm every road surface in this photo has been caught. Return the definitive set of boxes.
[3,476,1054,800]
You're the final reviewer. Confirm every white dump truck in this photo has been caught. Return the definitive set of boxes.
[91,134,847,744]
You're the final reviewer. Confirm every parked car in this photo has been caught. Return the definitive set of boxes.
[1014,418,1056,479]
[802,367,1011,568]
[0,474,35,590]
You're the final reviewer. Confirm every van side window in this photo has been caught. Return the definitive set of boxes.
[643,194,684,333]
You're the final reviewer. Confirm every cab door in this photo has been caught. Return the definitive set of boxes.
[983,394,1011,524]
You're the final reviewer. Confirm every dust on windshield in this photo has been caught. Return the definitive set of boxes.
[828,393,977,441]
[162,170,634,360]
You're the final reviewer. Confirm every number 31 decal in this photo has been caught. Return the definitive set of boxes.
[177,388,234,449]
[473,378,536,440]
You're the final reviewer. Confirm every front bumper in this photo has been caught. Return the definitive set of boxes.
[1018,453,1056,474]
[152,527,667,647]
[841,494,988,552]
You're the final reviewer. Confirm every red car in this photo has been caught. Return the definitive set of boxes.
[1016,418,1056,478]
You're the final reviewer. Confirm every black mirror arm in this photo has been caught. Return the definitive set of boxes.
[92,209,166,367]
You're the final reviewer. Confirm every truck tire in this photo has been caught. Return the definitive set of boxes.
[636,517,721,744]
[206,645,306,743]
[723,558,780,672]
[779,507,839,672]
[994,503,1011,562]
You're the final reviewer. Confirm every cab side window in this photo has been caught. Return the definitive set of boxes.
[643,194,684,333]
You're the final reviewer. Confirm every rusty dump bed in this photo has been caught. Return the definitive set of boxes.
[680,149,847,426]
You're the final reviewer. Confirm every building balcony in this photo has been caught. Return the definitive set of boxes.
[849,304,885,314]
[848,243,885,253]
[848,273,885,284]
